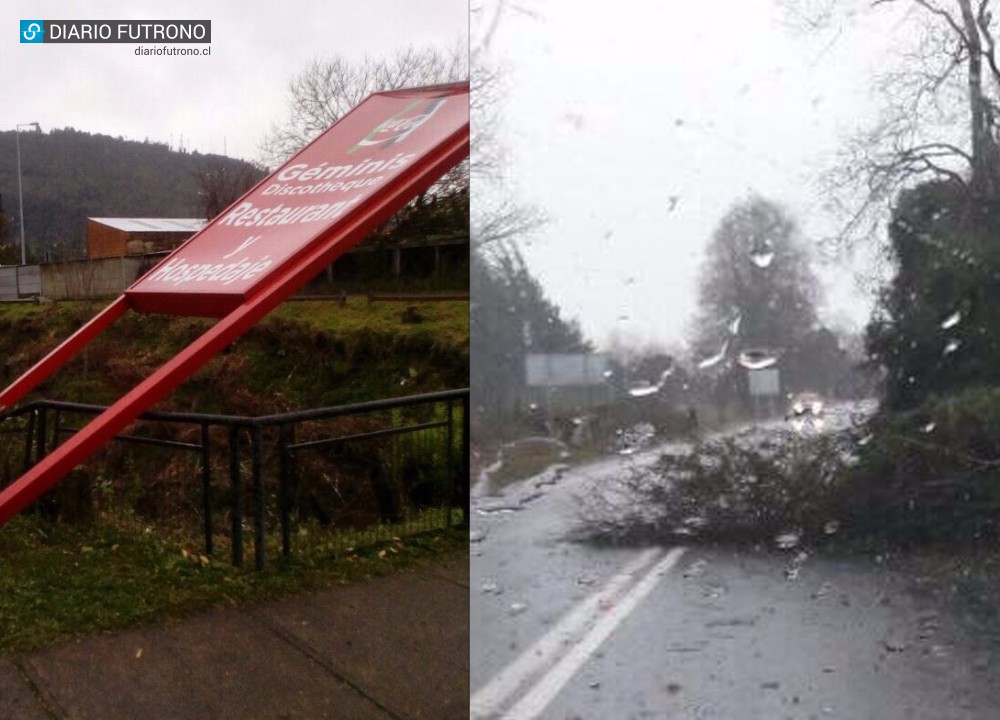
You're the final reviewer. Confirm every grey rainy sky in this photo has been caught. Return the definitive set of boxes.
[481,0,913,352]
[0,1,468,163]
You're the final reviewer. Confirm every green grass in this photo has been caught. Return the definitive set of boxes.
[0,298,469,412]
[0,516,467,655]
[272,297,470,352]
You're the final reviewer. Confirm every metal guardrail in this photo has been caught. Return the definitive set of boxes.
[0,389,470,570]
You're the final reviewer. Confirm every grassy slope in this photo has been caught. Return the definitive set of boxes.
[0,297,468,654]
[0,297,469,413]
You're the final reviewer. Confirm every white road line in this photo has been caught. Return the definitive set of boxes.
[502,546,687,720]
[470,547,665,720]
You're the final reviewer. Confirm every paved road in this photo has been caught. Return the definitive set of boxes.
[470,418,1000,719]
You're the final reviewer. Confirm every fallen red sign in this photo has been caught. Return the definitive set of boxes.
[128,85,468,316]
[0,82,469,527]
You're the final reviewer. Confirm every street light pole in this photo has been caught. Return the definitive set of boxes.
[15,122,40,267]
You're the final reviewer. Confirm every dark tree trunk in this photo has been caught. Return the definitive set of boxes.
[958,0,1000,196]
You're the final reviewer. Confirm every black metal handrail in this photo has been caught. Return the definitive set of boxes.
[2,387,468,425]
[0,389,470,570]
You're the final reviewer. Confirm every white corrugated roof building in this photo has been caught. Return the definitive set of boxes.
[87,218,206,233]
[86,217,207,259]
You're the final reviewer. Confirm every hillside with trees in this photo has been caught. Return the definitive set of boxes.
[0,127,265,262]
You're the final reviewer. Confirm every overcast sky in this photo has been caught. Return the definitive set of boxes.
[481,0,912,352]
[1,1,467,162]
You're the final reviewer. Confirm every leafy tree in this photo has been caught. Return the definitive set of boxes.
[690,195,863,409]
[866,178,1000,408]
[0,191,17,264]
[693,195,820,358]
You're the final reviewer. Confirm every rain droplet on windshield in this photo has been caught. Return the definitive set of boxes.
[823,520,840,535]
[683,515,708,529]
[628,365,675,396]
[941,311,962,330]
[729,314,742,335]
[628,383,659,398]
[944,339,961,355]
[698,341,729,369]
[509,601,529,616]
[737,349,777,370]
[775,531,801,550]
[750,240,775,268]
[922,422,937,434]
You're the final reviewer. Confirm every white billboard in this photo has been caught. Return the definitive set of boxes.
[525,353,610,387]
[748,368,780,397]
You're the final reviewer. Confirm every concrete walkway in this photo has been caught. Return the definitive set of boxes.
[0,557,469,720]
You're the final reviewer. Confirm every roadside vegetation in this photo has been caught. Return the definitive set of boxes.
[578,386,1000,551]
[0,517,465,655]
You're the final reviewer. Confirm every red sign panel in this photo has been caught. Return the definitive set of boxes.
[126,83,469,316]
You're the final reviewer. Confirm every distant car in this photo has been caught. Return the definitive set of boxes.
[787,392,824,420]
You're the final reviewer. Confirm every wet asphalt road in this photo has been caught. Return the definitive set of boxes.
[470,421,1000,720]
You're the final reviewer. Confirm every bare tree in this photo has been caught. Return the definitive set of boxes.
[470,0,546,249]
[259,44,471,249]
[259,45,468,167]
[785,0,1000,247]
[193,160,268,220]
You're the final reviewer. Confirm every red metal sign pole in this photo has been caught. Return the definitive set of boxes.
[0,297,129,412]
[0,84,468,527]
